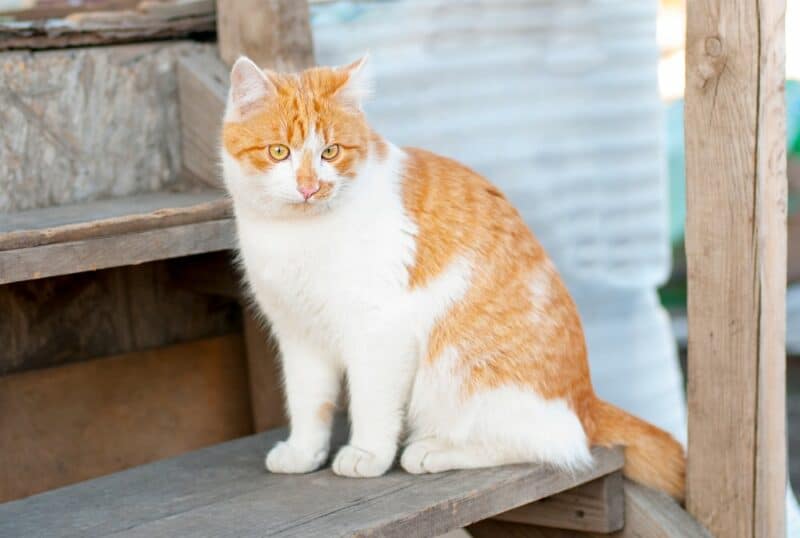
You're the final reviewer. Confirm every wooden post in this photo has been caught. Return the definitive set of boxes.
[684,0,787,536]
[212,0,315,430]
[216,0,314,70]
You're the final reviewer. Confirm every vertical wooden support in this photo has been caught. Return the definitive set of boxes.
[243,309,287,431]
[211,0,315,431]
[684,0,787,536]
[216,0,314,70]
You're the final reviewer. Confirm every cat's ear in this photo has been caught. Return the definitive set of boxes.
[334,55,372,110]
[228,56,276,118]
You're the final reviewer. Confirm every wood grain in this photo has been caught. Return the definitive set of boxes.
[0,191,231,250]
[216,0,314,70]
[494,471,624,533]
[243,309,287,432]
[177,52,229,187]
[470,480,711,538]
[0,255,242,376]
[684,0,787,536]
[0,3,215,51]
[0,335,252,502]
[0,219,236,285]
[0,42,217,212]
[0,427,622,538]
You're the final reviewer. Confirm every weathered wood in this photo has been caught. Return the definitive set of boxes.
[0,191,230,251]
[684,0,787,537]
[0,1,215,51]
[0,334,252,502]
[0,42,218,212]
[177,52,229,187]
[0,423,623,538]
[243,309,287,432]
[494,471,624,533]
[470,480,711,538]
[0,219,236,285]
[0,255,242,376]
[216,0,314,70]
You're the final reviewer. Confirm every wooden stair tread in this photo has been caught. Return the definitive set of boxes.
[0,191,235,285]
[0,424,624,538]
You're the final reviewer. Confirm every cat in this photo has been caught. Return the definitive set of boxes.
[221,55,685,500]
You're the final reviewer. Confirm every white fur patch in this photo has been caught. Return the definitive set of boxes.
[408,347,592,471]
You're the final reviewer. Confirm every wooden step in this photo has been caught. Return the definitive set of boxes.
[0,191,235,285]
[0,424,624,537]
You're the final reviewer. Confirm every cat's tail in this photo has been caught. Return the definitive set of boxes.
[588,398,685,501]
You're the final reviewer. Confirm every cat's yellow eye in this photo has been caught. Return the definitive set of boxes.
[321,144,340,161]
[268,144,290,161]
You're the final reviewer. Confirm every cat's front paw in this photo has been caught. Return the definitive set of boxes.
[331,445,393,478]
[265,441,327,474]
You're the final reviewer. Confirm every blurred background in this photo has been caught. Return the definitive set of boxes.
[0,0,797,525]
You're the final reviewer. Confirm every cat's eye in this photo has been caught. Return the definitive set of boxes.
[321,144,340,161]
[268,144,290,161]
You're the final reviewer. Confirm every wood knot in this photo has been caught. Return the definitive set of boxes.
[705,36,723,57]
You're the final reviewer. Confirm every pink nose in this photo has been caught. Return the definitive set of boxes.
[298,185,320,200]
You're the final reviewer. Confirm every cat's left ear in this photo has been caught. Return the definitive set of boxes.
[334,55,372,110]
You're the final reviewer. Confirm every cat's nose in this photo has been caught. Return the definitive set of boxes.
[298,184,320,200]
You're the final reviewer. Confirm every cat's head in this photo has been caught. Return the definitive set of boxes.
[221,56,377,217]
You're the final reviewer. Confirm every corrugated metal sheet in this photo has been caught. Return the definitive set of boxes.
[311,0,668,290]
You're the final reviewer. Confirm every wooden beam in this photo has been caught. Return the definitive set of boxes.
[0,191,230,251]
[0,219,235,285]
[216,0,314,70]
[684,0,787,537]
[0,1,215,51]
[243,310,287,432]
[494,471,624,533]
[469,481,711,538]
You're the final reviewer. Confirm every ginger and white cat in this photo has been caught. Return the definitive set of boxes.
[221,56,685,499]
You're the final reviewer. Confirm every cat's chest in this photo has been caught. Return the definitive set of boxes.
[237,209,415,324]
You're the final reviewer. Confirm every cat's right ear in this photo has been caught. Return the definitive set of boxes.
[228,56,275,119]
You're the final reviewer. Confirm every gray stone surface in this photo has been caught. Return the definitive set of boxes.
[0,41,218,212]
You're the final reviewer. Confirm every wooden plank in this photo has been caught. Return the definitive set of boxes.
[494,471,624,533]
[684,0,787,537]
[0,334,252,503]
[0,191,231,250]
[470,481,711,538]
[243,309,287,432]
[0,255,242,376]
[0,427,622,538]
[0,42,217,212]
[0,219,236,285]
[0,2,215,51]
[177,52,229,187]
[216,0,314,70]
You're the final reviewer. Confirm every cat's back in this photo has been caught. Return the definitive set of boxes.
[400,147,544,289]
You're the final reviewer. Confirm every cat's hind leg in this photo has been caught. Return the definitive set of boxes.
[401,439,510,474]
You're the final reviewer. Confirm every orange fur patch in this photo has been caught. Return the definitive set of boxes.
[402,148,592,406]
[317,402,336,424]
